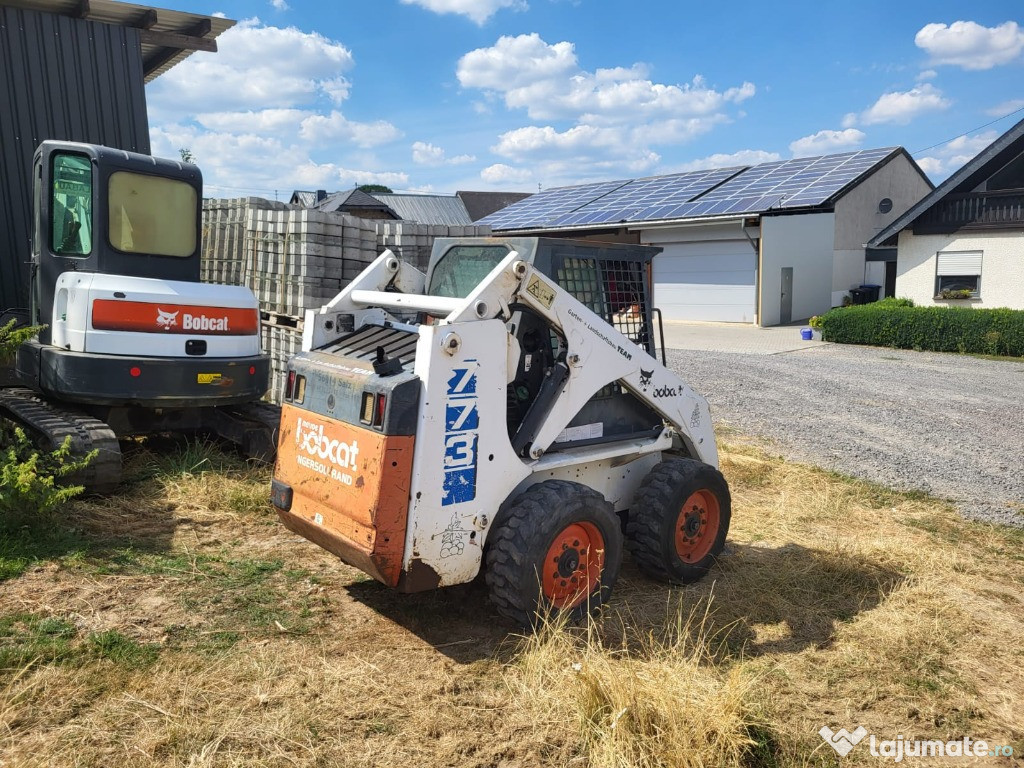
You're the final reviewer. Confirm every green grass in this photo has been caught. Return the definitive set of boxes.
[0,517,91,582]
[0,614,159,671]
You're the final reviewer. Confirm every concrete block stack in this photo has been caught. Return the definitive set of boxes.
[201,197,289,286]
[200,199,491,403]
[377,221,491,271]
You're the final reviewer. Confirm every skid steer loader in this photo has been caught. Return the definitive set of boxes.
[270,237,730,625]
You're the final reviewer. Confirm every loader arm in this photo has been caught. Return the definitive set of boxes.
[455,258,718,468]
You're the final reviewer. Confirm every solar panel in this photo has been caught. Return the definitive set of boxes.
[477,179,628,230]
[481,147,898,230]
[548,166,744,227]
[659,147,897,218]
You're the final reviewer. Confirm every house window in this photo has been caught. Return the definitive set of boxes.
[935,250,982,298]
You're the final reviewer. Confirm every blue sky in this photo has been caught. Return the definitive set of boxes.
[144,0,1023,199]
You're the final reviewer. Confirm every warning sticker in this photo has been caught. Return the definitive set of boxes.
[197,373,223,384]
[525,275,556,308]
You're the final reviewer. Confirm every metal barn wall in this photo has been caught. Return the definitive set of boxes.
[0,5,150,311]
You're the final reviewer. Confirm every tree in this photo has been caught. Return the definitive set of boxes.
[179,148,196,164]
[357,184,392,194]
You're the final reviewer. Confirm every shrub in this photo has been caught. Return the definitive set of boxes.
[1,320,91,518]
[818,303,1024,357]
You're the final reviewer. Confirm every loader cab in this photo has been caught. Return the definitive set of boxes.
[426,237,666,451]
[30,141,202,344]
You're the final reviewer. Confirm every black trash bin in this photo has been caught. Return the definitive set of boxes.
[849,288,866,305]
[859,284,881,303]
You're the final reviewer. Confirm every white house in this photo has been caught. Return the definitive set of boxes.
[869,116,1024,309]
[479,148,932,326]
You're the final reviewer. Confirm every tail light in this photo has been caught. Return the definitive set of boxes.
[285,370,296,400]
[374,393,386,427]
[360,392,374,424]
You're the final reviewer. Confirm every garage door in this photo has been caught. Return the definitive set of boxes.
[652,240,756,323]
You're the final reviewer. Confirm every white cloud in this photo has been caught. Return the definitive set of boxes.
[916,69,938,81]
[195,108,309,134]
[457,33,755,182]
[149,19,356,112]
[458,35,755,123]
[299,111,401,146]
[147,19,403,195]
[914,156,944,177]
[915,20,1024,70]
[846,83,951,126]
[400,0,527,25]
[674,149,781,173]
[986,98,1024,116]
[913,130,999,180]
[789,128,866,157]
[269,0,289,9]
[481,163,534,185]
[412,141,476,166]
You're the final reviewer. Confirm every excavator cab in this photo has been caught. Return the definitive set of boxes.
[30,141,203,345]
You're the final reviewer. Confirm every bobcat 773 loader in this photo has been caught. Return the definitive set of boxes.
[271,238,730,624]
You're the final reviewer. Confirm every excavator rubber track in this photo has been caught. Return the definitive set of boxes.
[0,387,122,495]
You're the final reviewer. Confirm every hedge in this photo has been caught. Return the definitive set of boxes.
[817,301,1024,357]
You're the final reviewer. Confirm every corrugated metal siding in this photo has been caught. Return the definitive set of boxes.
[0,5,150,310]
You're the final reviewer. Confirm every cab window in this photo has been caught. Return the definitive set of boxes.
[108,171,197,257]
[427,245,510,298]
[51,153,92,256]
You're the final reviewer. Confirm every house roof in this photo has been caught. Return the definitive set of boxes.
[479,147,922,233]
[373,193,473,225]
[456,190,532,222]
[0,0,234,82]
[868,115,1024,248]
[314,188,396,215]
[290,190,326,207]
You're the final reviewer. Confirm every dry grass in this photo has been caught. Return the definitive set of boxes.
[0,435,1022,767]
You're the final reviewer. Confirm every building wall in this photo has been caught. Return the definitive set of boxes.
[0,6,150,311]
[760,212,835,325]
[895,230,1024,309]
[640,222,758,323]
[832,153,932,305]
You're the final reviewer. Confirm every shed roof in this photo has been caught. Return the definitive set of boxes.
[868,116,1024,247]
[373,193,473,225]
[0,0,233,82]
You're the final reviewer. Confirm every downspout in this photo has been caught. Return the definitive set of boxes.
[741,218,760,326]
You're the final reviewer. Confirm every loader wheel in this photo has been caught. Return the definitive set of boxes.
[626,458,731,584]
[485,480,623,627]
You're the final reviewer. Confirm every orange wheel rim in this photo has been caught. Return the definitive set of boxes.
[674,490,720,563]
[542,522,605,609]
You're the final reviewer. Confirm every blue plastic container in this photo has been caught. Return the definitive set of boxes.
[800,327,813,341]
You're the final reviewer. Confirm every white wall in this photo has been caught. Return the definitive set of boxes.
[833,153,932,298]
[896,230,1024,309]
[760,212,835,325]
[640,223,758,323]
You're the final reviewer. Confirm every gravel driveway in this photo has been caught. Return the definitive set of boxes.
[667,343,1024,527]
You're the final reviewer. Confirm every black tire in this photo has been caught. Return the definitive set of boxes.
[626,458,731,584]
[485,480,623,627]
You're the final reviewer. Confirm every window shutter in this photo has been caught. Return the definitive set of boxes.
[936,251,982,276]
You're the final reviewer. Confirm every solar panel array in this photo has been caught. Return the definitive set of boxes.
[479,147,898,231]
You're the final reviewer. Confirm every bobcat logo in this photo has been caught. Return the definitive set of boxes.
[156,308,179,330]
[639,368,654,391]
